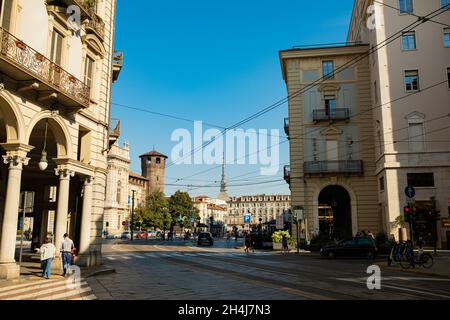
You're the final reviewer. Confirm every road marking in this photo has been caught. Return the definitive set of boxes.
[0,278,87,298]
[336,278,450,299]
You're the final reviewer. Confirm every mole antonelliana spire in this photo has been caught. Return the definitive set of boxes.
[218,153,230,201]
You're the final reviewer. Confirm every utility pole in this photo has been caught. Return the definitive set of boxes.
[130,190,136,241]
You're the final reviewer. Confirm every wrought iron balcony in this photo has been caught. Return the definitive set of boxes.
[86,12,105,40]
[284,118,289,137]
[304,160,363,175]
[284,165,291,184]
[108,118,121,149]
[112,50,123,82]
[0,27,90,109]
[47,0,104,40]
[313,108,350,122]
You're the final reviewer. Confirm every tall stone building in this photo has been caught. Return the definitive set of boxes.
[281,44,379,241]
[347,0,450,248]
[104,139,130,234]
[281,0,450,247]
[0,0,121,279]
[140,149,167,194]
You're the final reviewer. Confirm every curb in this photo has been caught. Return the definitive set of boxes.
[83,268,116,278]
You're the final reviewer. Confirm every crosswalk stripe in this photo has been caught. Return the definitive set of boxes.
[105,256,116,260]
[34,285,93,301]
[0,278,61,294]
[4,281,89,300]
[0,279,87,298]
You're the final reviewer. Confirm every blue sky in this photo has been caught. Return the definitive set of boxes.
[111,0,355,197]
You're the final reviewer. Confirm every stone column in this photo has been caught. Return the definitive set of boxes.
[53,169,74,255]
[0,155,29,280]
[78,176,93,266]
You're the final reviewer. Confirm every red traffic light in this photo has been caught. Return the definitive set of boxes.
[404,207,410,213]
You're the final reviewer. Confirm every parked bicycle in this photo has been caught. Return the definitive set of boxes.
[388,240,433,269]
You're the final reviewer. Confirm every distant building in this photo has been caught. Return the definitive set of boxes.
[193,196,227,225]
[104,141,131,234]
[226,195,291,230]
[140,150,168,194]
[128,171,149,210]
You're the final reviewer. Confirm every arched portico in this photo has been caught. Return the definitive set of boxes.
[0,91,25,144]
[312,182,358,239]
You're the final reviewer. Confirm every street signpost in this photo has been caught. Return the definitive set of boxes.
[244,215,251,224]
[404,186,416,243]
[405,186,416,199]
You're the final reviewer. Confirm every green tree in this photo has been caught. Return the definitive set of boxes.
[168,191,199,228]
[138,191,171,230]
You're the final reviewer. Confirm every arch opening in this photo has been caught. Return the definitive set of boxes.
[318,185,352,240]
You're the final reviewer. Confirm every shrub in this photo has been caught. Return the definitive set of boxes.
[272,230,291,243]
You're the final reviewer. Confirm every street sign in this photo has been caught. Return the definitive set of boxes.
[405,186,416,199]
[244,215,251,223]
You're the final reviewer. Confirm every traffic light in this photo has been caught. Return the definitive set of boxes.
[404,206,411,223]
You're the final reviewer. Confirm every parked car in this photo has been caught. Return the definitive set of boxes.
[197,232,214,246]
[121,231,131,240]
[320,237,378,259]
[136,231,149,239]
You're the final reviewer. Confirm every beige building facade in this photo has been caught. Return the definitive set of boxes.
[280,45,380,240]
[226,195,291,230]
[193,196,227,225]
[348,0,450,247]
[0,0,121,279]
[104,140,130,235]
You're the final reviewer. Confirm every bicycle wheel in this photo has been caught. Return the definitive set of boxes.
[399,255,413,269]
[421,253,434,269]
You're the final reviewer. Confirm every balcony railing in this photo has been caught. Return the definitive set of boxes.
[284,165,291,184]
[112,50,123,82]
[313,108,350,122]
[86,12,105,40]
[284,118,289,137]
[304,160,363,175]
[0,27,90,108]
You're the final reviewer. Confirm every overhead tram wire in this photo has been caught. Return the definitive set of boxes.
[186,112,450,191]
[182,124,450,193]
[164,6,449,170]
[374,0,450,28]
[168,78,449,185]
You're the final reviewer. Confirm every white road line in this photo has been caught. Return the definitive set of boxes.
[105,256,116,261]
[336,278,450,299]
[4,281,89,300]
[35,286,93,301]
[0,278,61,293]
[0,279,86,298]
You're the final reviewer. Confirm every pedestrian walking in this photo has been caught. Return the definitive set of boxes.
[40,238,56,279]
[282,235,289,253]
[61,233,74,277]
[244,232,254,253]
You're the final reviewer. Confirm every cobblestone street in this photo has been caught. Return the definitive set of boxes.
[86,240,450,300]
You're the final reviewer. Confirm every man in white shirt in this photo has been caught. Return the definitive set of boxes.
[61,233,74,277]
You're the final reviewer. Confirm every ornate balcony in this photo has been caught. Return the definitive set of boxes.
[284,165,291,184]
[304,160,363,175]
[0,27,90,109]
[313,108,350,123]
[284,117,289,137]
[108,118,121,148]
[86,12,105,40]
[112,51,123,82]
[47,0,104,40]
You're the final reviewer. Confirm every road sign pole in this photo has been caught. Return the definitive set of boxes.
[130,190,135,241]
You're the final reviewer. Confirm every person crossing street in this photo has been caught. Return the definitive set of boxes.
[61,233,75,277]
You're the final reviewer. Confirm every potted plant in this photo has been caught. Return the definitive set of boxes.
[271,230,291,251]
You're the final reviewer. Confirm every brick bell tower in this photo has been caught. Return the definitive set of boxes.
[139,149,168,194]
